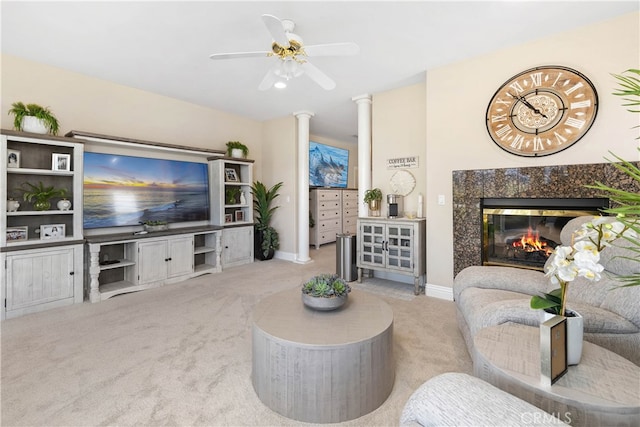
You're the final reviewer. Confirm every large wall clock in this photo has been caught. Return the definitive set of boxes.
[390,170,416,196]
[486,65,598,157]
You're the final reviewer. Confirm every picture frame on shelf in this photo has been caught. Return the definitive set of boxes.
[52,153,71,171]
[40,224,65,240]
[235,210,244,222]
[225,168,239,182]
[7,149,20,168]
[540,315,568,386]
[6,226,28,241]
[225,213,233,223]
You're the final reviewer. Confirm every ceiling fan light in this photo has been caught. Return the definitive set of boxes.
[274,81,287,89]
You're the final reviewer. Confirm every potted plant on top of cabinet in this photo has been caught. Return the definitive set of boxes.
[250,181,283,260]
[364,188,382,216]
[226,141,249,158]
[8,102,60,135]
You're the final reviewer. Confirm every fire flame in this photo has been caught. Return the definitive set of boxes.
[512,228,548,253]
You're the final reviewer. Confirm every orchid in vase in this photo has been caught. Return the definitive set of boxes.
[531,217,635,316]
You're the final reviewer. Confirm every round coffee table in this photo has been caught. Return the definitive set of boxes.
[251,287,395,423]
[473,322,640,427]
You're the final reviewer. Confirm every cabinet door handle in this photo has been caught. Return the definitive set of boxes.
[69,271,75,276]
[165,257,172,262]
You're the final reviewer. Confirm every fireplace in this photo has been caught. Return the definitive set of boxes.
[482,198,608,271]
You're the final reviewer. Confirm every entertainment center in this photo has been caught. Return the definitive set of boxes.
[0,129,255,319]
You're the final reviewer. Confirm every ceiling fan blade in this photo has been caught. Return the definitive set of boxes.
[304,42,360,57]
[258,67,278,91]
[300,61,336,90]
[209,51,270,60]
[262,14,289,47]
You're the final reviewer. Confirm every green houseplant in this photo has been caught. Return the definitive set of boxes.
[8,102,60,135]
[364,188,382,216]
[226,141,249,158]
[19,181,67,211]
[250,181,283,260]
[301,273,351,311]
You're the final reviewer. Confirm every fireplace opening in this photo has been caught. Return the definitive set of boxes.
[482,198,608,271]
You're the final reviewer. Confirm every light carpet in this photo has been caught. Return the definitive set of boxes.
[1,244,472,426]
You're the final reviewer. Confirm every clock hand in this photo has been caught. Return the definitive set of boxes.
[508,92,548,118]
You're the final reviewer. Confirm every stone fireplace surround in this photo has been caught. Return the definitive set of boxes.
[452,161,640,277]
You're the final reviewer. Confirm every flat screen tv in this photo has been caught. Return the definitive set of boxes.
[83,152,210,229]
[309,141,349,188]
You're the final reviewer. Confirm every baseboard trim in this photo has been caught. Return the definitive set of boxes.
[425,284,453,301]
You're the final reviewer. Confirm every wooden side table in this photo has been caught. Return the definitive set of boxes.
[473,322,640,427]
[251,288,395,423]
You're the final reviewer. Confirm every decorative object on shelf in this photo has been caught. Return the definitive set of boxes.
[40,224,65,240]
[52,153,71,171]
[19,181,67,211]
[140,220,169,232]
[6,226,28,241]
[390,170,416,196]
[7,199,20,212]
[364,188,382,217]
[540,315,568,386]
[225,187,241,204]
[224,213,233,223]
[225,168,239,182]
[235,210,244,222]
[240,190,246,205]
[541,309,583,366]
[301,273,351,311]
[8,102,60,135]
[251,180,283,260]
[7,149,20,168]
[57,199,72,211]
[486,66,598,157]
[530,216,635,364]
[226,141,249,158]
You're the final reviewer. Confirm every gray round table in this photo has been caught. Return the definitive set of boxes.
[251,287,395,423]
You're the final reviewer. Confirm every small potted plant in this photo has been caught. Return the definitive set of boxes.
[140,220,169,232]
[8,102,60,135]
[364,188,382,216]
[226,141,249,158]
[301,274,351,311]
[19,181,67,211]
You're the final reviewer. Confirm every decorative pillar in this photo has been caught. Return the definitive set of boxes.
[352,94,372,217]
[294,110,314,264]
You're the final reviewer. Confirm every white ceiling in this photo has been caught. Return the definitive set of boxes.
[2,1,638,143]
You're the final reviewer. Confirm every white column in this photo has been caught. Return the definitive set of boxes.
[352,94,372,217]
[294,110,314,264]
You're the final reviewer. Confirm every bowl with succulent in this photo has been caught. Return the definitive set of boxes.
[301,273,351,311]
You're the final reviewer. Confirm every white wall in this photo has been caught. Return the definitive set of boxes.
[372,83,426,217]
[1,54,263,164]
[423,11,640,288]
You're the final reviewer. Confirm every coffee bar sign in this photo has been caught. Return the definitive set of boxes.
[387,156,418,169]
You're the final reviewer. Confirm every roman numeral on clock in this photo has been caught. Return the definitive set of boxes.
[565,117,586,129]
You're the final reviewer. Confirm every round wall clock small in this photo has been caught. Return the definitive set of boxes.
[390,170,416,196]
[486,65,598,157]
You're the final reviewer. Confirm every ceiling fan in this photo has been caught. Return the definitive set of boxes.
[209,14,359,91]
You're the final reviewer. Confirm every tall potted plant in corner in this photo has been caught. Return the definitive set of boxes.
[251,181,283,260]
[8,102,60,135]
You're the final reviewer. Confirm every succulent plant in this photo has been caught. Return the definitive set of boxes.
[301,274,351,298]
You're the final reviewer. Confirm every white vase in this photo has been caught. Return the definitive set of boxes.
[230,148,244,158]
[541,310,583,365]
[57,199,72,211]
[21,116,49,134]
[7,199,20,212]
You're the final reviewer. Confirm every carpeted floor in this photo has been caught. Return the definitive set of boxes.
[1,244,472,426]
